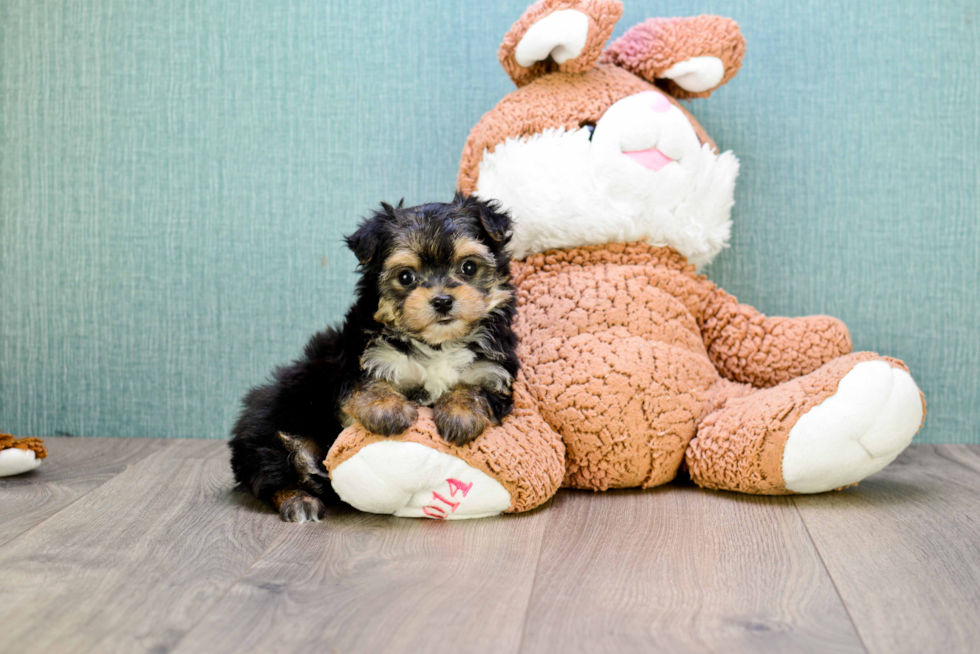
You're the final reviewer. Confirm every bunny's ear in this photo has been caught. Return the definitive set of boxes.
[498,0,623,88]
[600,16,745,99]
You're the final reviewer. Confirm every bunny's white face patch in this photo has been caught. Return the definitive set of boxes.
[475,91,739,267]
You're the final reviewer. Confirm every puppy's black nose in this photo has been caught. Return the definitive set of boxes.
[431,294,454,315]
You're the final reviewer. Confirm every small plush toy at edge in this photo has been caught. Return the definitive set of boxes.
[0,433,47,477]
[324,0,926,519]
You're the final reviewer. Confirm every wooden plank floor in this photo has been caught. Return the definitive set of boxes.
[1,439,978,654]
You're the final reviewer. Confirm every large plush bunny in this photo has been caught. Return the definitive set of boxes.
[323,0,926,519]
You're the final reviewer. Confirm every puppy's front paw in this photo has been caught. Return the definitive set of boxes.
[274,490,326,523]
[434,387,492,446]
[359,398,418,437]
[345,381,418,437]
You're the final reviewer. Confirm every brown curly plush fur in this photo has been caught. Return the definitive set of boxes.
[600,15,746,99]
[511,242,856,491]
[498,0,623,88]
[0,434,47,459]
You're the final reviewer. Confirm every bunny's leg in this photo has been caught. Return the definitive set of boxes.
[325,374,565,519]
[686,352,925,494]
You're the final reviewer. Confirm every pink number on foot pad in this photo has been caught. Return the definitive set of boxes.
[421,478,475,518]
[447,478,473,497]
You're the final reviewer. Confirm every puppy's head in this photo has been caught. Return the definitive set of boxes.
[346,194,514,346]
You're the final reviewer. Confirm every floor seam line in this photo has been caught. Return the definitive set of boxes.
[513,497,555,654]
[0,441,170,550]
[161,523,291,653]
[792,498,872,654]
[155,444,292,653]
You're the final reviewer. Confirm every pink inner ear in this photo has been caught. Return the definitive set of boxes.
[649,92,672,113]
[623,148,673,172]
[635,90,672,112]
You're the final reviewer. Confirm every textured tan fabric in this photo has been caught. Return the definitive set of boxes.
[600,16,746,99]
[326,371,566,513]
[0,433,47,459]
[687,352,893,494]
[512,242,857,490]
[514,244,718,490]
[498,0,624,88]
[700,284,853,388]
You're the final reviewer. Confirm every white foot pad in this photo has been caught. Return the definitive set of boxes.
[782,361,923,493]
[330,441,511,519]
[0,448,42,477]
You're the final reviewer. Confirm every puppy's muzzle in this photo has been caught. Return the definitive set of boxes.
[430,294,454,316]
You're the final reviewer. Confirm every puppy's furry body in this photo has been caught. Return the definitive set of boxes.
[230,195,518,522]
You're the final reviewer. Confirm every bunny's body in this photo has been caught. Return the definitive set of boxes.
[323,0,926,518]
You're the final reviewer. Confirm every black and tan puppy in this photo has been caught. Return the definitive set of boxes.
[229,194,519,522]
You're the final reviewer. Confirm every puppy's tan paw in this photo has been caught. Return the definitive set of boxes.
[274,490,326,523]
[344,380,418,437]
[359,398,418,437]
[433,387,492,446]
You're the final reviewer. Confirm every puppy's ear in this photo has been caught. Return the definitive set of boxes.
[344,221,382,266]
[455,193,512,245]
[345,204,395,265]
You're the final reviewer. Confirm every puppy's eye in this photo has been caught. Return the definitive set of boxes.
[581,123,596,141]
[397,270,416,286]
[459,260,478,277]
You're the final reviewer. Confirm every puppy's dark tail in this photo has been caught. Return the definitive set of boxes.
[229,384,301,504]
[230,385,334,501]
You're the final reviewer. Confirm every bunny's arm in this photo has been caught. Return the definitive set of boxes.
[698,282,853,388]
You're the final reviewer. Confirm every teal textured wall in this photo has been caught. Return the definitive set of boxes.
[1,1,977,442]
